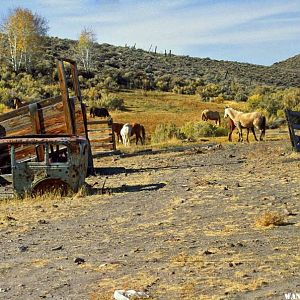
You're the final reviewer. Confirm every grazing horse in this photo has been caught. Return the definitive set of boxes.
[120,123,132,146]
[227,118,255,142]
[131,123,146,145]
[13,97,26,109]
[112,122,124,143]
[224,107,266,142]
[201,109,221,126]
[90,107,110,118]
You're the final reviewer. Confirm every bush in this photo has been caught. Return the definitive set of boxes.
[151,123,180,143]
[180,121,227,139]
[85,90,125,111]
[98,95,125,111]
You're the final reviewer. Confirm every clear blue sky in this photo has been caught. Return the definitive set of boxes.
[1,0,300,66]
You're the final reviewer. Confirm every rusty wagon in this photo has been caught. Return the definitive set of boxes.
[0,59,96,197]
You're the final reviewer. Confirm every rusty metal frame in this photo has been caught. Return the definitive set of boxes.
[0,135,88,197]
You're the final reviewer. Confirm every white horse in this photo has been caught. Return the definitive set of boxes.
[120,123,132,146]
[224,107,266,142]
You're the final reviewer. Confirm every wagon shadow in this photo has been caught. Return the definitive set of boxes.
[111,182,166,193]
[89,182,166,194]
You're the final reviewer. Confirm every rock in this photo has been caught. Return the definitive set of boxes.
[38,219,48,224]
[51,245,63,251]
[114,290,149,300]
[19,245,28,252]
[74,257,85,264]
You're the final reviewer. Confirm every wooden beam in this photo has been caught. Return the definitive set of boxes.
[29,103,44,161]
[57,60,76,135]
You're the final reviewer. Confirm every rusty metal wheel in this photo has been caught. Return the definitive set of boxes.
[32,178,71,196]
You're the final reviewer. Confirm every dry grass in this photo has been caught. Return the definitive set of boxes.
[108,90,246,138]
[0,190,108,231]
[255,211,286,227]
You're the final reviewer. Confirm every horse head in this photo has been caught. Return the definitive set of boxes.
[224,107,230,118]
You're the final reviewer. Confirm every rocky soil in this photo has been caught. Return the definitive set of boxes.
[0,137,300,300]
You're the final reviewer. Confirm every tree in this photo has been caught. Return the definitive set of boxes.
[76,28,97,73]
[0,7,48,72]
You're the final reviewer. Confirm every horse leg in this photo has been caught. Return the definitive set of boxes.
[228,131,232,142]
[237,122,243,142]
[251,127,258,141]
[246,128,250,143]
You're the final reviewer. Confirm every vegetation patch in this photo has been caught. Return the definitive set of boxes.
[255,211,286,227]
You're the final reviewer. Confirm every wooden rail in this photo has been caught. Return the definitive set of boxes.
[87,118,116,155]
[285,109,300,151]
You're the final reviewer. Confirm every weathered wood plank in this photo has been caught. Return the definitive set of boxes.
[87,120,112,125]
[57,60,76,135]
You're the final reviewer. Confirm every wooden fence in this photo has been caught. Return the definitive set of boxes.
[285,109,300,152]
[87,118,116,156]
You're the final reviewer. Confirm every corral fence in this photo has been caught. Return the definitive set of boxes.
[285,109,300,152]
[87,118,116,156]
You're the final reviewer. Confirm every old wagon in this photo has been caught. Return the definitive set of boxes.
[0,59,93,197]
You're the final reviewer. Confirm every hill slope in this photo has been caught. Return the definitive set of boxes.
[42,37,300,88]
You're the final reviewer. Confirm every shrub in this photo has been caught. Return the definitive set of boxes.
[98,94,125,111]
[85,89,125,111]
[180,121,227,139]
[255,211,285,227]
[0,103,7,114]
[151,123,180,143]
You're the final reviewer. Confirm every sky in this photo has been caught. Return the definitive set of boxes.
[1,0,300,66]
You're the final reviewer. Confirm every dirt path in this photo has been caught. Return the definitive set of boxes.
[0,139,300,300]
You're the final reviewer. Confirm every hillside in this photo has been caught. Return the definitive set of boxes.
[272,54,300,72]
[42,37,300,88]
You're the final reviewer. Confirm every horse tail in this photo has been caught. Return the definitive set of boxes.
[141,125,145,145]
[201,111,206,121]
[258,115,266,140]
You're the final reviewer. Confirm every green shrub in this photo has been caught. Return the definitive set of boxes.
[180,121,227,139]
[84,89,125,111]
[0,103,7,114]
[99,95,125,111]
[151,123,180,143]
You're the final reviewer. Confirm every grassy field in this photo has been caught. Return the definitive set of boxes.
[107,90,247,137]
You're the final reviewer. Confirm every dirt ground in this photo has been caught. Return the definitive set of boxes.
[0,133,300,300]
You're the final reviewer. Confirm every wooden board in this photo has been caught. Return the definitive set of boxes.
[87,118,116,154]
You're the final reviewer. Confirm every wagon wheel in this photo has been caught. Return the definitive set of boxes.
[32,178,71,196]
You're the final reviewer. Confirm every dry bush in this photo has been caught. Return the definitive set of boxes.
[255,211,285,227]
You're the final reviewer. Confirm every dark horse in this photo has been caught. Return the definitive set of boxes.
[201,109,221,126]
[131,123,145,145]
[112,122,124,143]
[90,107,110,118]
[12,97,26,109]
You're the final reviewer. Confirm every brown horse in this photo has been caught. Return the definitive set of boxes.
[131,123,145,145]
[228,118,257,142]
[201,109,221,126]
[224,107,266,142]
[112,123,124,143]
[13,97,26,109]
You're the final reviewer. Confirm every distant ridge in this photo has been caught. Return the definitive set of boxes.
[42,37,300,88]
[272,54,300,71]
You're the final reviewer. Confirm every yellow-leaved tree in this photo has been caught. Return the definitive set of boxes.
[76,28,97,73]
[0,7,48,72]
